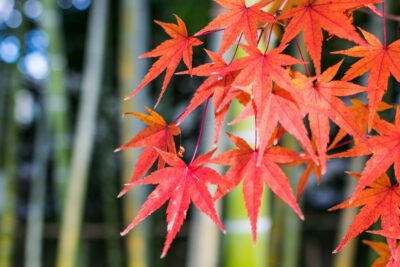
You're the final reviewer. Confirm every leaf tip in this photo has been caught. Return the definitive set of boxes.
[120,230,127,237]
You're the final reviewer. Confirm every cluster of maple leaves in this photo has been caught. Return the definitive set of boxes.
[117,0,400,264]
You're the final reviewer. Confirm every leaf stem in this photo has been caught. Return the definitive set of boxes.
[193,28,225,38]
[264,23,275,54]
[172,109,186,124]
[295,37,311,76]
[190,97,210,164]
[229,33,243,64]
[382,0,387,47]
[254,106,258,149]
[330,139,352,151]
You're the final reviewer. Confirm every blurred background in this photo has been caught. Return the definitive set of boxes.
[0,0,399,266]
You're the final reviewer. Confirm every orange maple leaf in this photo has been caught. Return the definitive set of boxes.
[280,0,380,74]
[115,107,180,197]
[365,239,400,267]
[120,149,225,258]
[330,172,400,253]
[334,28,400,130]
[196,0,275,54]
[126,15,202,106]
[363,240,392,267]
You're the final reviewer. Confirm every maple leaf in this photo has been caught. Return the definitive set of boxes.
[232,80,318,167]
[334,28,400,130]
[280,0,380,74]
[348,107,400,198]
[364,240,400,267]
[329,172,400,253]
[292,61,367,173]
[294,144,323,200]
[226,44,301,93]
[126,15,203,106]
[115,107,180,197]
[196,0,275,54]
[328,98,391,151]
[121,149,226,258]
[363,240,392,267]
[214,44,319,165]
[176,50,243,144]
[211,132,304,243]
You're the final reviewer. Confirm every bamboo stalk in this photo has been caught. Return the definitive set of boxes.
[24,98,50,267]
[281,135,301,267]
[56,1,109,266]
[222,101,269,267]
[0,67,8,165]
[118,0,150,266]
[185,102,222,267]
[40,0,71,213]
[0,65,20,267]
[97,36,123,267]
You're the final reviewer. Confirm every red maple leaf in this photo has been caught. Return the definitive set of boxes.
[292,61,368,173]
[280,0,380,74]
[230,81,318,167]
[334,28,400,130]
[348,107,400,198]
[115,107,180,197]
[328,98,392,151]
[176,50,243,144]
[121,149,226,258]
[329,172,400,253]
[211,132,304,243]
[214,44,318,165]
[196,0,275,54]
[126,15,202,106]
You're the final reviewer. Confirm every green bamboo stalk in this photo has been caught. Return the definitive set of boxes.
[223,102,269,267]
[281,135,301,267]
[24,98,50,267]
[268,191,286,267]
[186,104,222,267]
[99,145,123,267]
[118,0,150,266]
[0,65,20,267]
[97,37,123,267]
[0,67,8,165]
[40,0,70,212]
[56,1,109,266]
